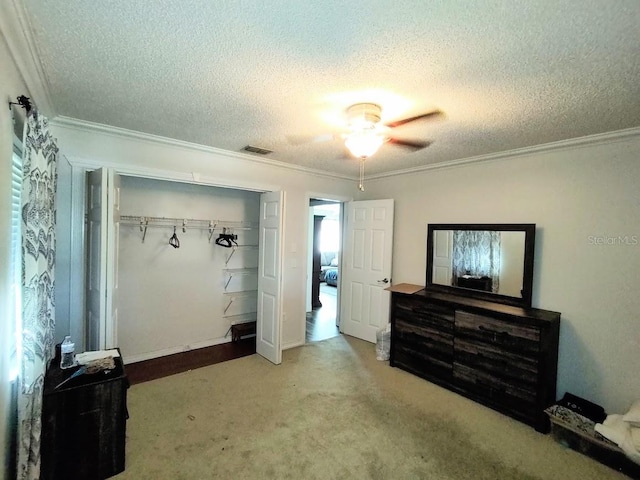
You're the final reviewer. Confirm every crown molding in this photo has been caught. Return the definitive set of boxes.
[51,115,355,182]
[366,127,640,180]
[50,116,640,184]
[62,153,281,194]
[0,0,56,116]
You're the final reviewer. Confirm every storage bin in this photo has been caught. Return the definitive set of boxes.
[545,405,640,479]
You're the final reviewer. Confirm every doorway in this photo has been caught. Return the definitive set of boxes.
[306,199,342,343]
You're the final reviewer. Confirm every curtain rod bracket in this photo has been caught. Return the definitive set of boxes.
[8,95,32,113]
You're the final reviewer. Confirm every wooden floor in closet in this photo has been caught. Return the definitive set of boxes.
[126,338,256,385]
[127,282,341,384]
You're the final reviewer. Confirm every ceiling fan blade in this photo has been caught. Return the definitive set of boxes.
[384,110,443,129]
[286,133,335,146]
[387,138,432,151]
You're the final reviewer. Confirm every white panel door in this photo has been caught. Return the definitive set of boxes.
[257,191,284,364]
[340,199,394,343]
[86,168,107,350]
[86,168,119,350]
[432,229,453,285]
[106,172,121,348]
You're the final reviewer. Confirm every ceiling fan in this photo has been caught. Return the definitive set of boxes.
[288,102,444,190]
[288,102,443,158]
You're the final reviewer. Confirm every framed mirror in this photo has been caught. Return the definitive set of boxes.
[426,224,536,307]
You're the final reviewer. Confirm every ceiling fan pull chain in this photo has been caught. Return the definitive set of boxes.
[358,159,365,192]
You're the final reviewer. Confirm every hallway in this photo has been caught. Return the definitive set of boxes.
[306,283,340,343]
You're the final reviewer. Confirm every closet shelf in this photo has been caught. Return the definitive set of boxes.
[223,313,258,323]
[223,268,258,291]
[223,268,258,275]
[120,215,257,229]
[225,245,258,265]
[119,215,258,243]
[223,290,258,298]
[223,290,258,314]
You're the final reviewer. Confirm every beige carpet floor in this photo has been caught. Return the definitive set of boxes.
[114,335,627,479]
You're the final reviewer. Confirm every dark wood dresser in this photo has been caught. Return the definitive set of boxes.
[41,348,129,479]
[388,284,560,432]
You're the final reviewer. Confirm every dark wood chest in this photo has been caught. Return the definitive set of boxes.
[41,349,129,479]
[389,286,560,432]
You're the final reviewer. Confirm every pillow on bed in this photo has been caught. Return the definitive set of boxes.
[330,257,338,266]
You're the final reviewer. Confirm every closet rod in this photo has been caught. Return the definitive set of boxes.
[119,215,257,230]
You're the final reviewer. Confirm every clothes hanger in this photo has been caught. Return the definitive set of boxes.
[215,228,237,248]
[215,234,233,248]
[169,226,180,248]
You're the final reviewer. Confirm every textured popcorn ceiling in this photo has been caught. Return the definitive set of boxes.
[20,0,640,178]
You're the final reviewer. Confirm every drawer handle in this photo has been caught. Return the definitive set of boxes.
[478,325,510,337]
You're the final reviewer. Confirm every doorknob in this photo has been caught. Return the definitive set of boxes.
[377,278,390,284]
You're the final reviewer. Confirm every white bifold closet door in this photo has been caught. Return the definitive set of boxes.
[86,167,120,350]
[256,191,284,365]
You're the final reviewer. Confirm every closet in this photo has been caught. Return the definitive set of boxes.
[88,173,271,364]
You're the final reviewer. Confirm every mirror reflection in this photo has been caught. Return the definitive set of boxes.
[431,230,526,298]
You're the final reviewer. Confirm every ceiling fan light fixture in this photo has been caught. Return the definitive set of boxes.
[346,103,382,130]
[343,103,385,159]
[344,130,385,159]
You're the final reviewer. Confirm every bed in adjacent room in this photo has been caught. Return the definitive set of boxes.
[324,267,338,287]
[319,251,339,287]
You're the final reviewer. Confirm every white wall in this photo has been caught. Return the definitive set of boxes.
[116,176,260,362]
[361,134,640,414]
[51,120,358,352]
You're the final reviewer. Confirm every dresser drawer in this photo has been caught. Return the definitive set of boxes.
[454,338,538,385]
[453,362,537,406]
[395,319,453,359]
[395,297,454,333]
[455,310,540,354]
[394,344,453,382]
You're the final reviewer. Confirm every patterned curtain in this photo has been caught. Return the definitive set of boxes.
[452,230,501,293]
[17,110,58,480]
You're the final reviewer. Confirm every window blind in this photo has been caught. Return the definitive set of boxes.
[9,137,22,380]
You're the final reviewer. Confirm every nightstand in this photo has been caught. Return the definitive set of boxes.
[40,347,129,479]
